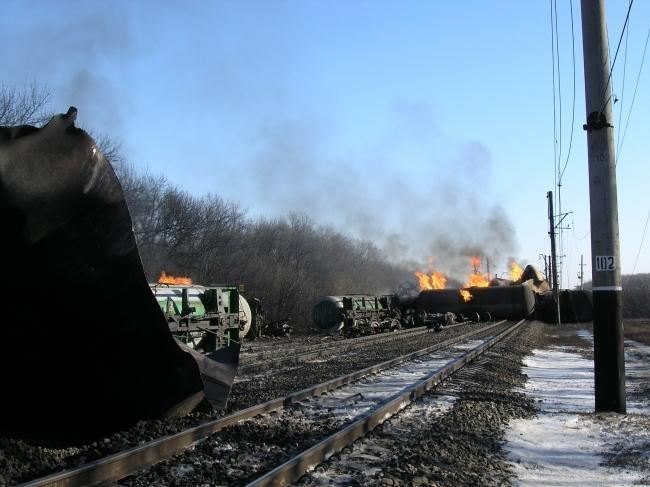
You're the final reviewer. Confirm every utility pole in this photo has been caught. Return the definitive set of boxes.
[580,0,625,413]
[547,191,561,325]
[578,255,585,289]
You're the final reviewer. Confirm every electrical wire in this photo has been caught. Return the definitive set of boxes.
[616,0,632,158]
[599,0,635,113]
[631,208,650,275]
[617,23,650,166]
[559,0,576,184]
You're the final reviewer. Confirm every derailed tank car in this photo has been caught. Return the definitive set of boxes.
[536,289,593,323]
[470,285,536,320]
[313,295,404,336]
[150,284,255,344]
[417,285,536,321]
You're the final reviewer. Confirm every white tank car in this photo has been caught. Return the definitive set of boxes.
[238,295,252,338]
[150,284,252,338]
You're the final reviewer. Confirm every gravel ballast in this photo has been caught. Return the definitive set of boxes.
[303,321,544,486]
[0,321,489,485]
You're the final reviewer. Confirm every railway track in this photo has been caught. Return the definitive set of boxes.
[239,325,431,373]
[248,320,524,486]
[239,322,483,374]
[22,320,521,487]
[241,326,428,358]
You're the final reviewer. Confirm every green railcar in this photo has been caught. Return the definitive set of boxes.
[312,294,402,337]
[150,284,244,351]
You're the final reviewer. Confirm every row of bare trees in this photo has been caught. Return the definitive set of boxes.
[114,163,409,332]
[1,82,408,332]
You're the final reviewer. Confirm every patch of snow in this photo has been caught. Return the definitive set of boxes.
[507,414,644,486]
[521,349,595,413]
[170,464,194,478]
[505,330,650,485]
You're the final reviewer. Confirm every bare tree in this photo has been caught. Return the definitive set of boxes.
[0,82,51,126]
[109,162,409,332]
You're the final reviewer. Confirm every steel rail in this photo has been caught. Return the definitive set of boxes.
[240,322,479,373]
[240,326,428,364]
[20,321,509,487]
[247,319,526,486]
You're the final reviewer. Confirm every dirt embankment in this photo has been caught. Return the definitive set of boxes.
[624,319,650,345]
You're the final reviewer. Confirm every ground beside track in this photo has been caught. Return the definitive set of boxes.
[505,321,650,485]
[305,320,650,486]
[624,318,650,345]
[304,322,543,486]
[2,320,649,486]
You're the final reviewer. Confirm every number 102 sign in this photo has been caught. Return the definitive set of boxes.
[595,255,616,271]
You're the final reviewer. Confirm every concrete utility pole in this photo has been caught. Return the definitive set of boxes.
[580,0,626,413]
[547,191,561,325]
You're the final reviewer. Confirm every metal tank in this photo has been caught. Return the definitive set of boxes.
[417,289,467,315]
[471,285,536,320]
[238,294,253,338]
[418,285,535,320]
[536,290,593,323]
[312,295,401,335]
[151,284,253,338]
[313,296,346,330]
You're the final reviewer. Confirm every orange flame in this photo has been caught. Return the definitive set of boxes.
[415,271,447,290]
[460,289,473,302]
[158,271,192,285]
[470,256,481,273]
[509,260,524,281]
[464,256,490,288]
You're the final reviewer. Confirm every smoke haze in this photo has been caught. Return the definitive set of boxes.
[3,4,520,283]
[242,107,520,282]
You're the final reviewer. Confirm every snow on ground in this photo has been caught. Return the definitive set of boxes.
[505,329,650,486]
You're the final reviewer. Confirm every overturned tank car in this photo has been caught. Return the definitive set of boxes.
[0,109,240,435]
[418,285,536,320]
[313,295,405,336]
[151,283,255,343]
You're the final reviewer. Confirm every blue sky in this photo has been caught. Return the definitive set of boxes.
[2,0,649,284]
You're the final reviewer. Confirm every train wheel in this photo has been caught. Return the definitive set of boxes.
[354,319,367,335]
[390,318,401,331]
[415,310,427,326]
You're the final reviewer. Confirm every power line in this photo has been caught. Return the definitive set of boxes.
[631,208,650,275]
[559,0,576,184]
[599,0,635,113]
[616,0,632,158]
[617,23,650,166]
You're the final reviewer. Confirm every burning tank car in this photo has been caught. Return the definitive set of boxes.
[312,266,593,337]
[417,285,536,321]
